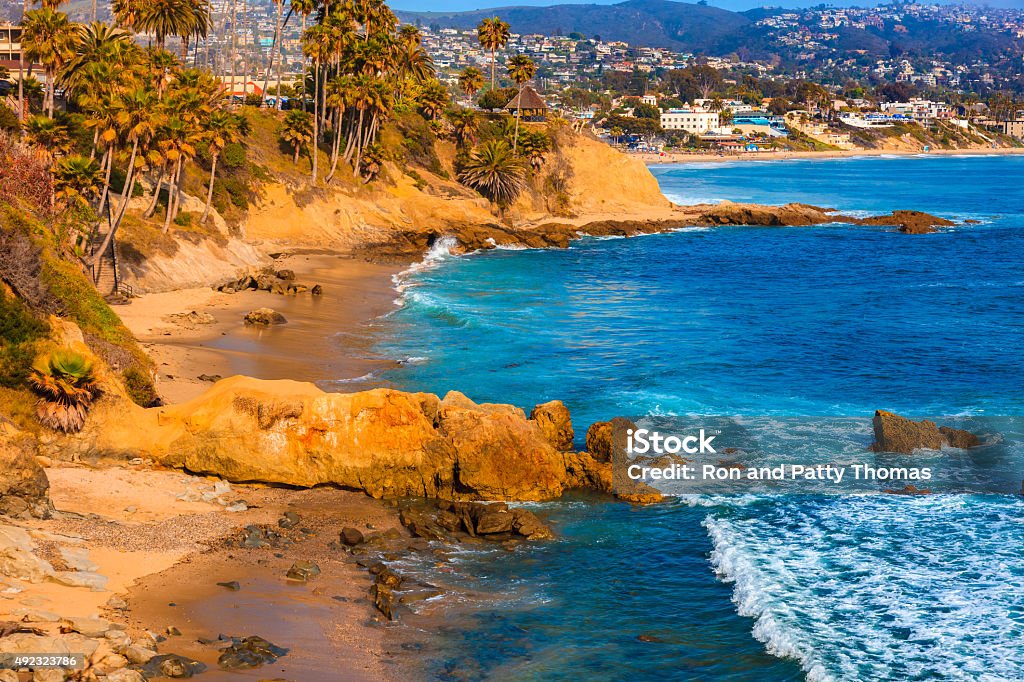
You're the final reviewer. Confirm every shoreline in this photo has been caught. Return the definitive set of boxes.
[118,252,401,404]
[636,146,1024,165]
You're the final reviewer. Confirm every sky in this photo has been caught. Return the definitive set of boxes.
[391,0,1024,13]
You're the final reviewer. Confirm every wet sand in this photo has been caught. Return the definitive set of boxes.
[123,487,416,682]
[118,253,400,403]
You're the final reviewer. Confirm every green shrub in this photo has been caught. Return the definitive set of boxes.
[222,142,247,168]
[0,106,19,133]
[0,291,49,389]
[173,211,195,227]
[122,366,160,407]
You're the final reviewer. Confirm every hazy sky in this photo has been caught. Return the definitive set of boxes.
[392,0,1024,13]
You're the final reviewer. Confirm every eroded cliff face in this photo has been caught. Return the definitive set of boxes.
[47,377,611,502]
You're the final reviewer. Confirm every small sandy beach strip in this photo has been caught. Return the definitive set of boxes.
[117,253,400,403]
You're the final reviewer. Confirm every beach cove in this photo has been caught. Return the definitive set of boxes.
[2,152,1022,682]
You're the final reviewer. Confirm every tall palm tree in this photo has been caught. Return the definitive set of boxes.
[260,0,285,107]
[458,66,484,100]
[200,110,244,222]
[477,16,510,90]
[506,53,535,151]
[20,8,77,118]
[457,139,525,208]
[323,73,353,182]
[417,80,447,121]
[136,0,206,52]
[290,0,316,110]
[111,0,144,28]
[158,115,199,233]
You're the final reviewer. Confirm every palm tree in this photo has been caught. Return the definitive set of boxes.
[23,114,71,155]
[98,88,160,267]
[506,53,535,151]
[200,110,244,222]
[51,155,104,212]
[518,129,550,172]
[111,0,144,28]
[447,107,478,148]
[397,24,420,48]
[158,115,199,232]
[290,0,316,110]
[324,73,353,182]
[457,139,525,208]
[136,0,207,53]
[260,0,285,108]
[458,66,484,100]
[20,8,78,118]
[417,80,448,121]
[477,16,510,91]
[28,349,101,433]
[280,109,313,165]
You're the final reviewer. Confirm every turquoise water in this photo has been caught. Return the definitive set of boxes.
[373,156,1024,681]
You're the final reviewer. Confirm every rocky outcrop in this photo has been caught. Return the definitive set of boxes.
[529,400,574,452]
[0,421,50,519]
[857,210,956,234]
[353,204,958,263]
[870,410,982,454]
[216,268,316,296]
[50,377,613,502]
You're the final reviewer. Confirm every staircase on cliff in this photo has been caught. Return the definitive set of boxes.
[87,214,132,303]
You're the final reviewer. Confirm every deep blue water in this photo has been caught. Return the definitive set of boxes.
[371,156,1024,681]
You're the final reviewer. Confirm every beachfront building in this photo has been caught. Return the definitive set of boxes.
[0,23,22,73]
[660,109,720,134]
[505,86,549,122]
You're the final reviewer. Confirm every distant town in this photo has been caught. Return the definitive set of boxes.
[2,0,1023,155]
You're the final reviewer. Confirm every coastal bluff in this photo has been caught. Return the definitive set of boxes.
[45,377,612,502]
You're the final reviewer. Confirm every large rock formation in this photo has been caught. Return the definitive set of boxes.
[0,420,50,519]
[870,410,982,454]
[49,377,612,502]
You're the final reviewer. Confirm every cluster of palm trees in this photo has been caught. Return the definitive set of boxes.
[15,0,247,274]
[272,0,440,182]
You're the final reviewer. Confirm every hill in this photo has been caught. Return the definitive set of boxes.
[397,0,751,51]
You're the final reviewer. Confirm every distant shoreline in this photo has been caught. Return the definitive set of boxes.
[637,147,1024,165]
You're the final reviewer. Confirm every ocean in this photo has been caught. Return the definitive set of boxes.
[371,155,1024,681]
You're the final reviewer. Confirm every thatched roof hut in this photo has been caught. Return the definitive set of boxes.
[504,86,548,122]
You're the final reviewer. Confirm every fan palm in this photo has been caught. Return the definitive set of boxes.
[51,154,104,212]
[28,349,101,433]
[507,53,536,151]
[418,80,448,122]
[280,109,313,165]
[457,139,525,208]
[518,130,550,172]
[458,66,484,99]
[23,114,71,155]
[20,9,78,118]
[477,16,510,90]
[447,107,478,148]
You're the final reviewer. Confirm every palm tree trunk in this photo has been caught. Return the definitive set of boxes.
[162,158,182,233]
[144,163,166,218]
[16,44,24,122]
[275,9,290,111]
[91,0,96,21]
[351,108,365,176]
[97,147,115,215]
[261,2,282,107]
[172,158,186,221]
[202,152,219,222]
[311,65,319,182]
[326,108,342,182]
[491,49,495,89]
[342,116,357,165]
[293,143,300,165]
[300,14,307,112]
[93,142,136,270]
[228,0,237,106]
[513,83,523,151]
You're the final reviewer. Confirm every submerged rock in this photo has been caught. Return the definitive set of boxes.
[871,410,982,454]
[284,561,320,582]
[216,580,241,591]
[142,654,207,679]
[217,636,288,670]
[244,308,287,326]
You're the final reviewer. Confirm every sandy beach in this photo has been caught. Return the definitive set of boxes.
[117,252,400,404]
[635,146,1024,165]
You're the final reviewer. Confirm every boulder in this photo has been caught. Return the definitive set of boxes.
[339,527,364,546]
[585,417,637,463]
[275,269,296,281]
[243,308,287,326]
[284,561,320,582]
[530,400,574,451]
[0,421,51,518]
[475,510,514,534]
[871,410,982,454]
